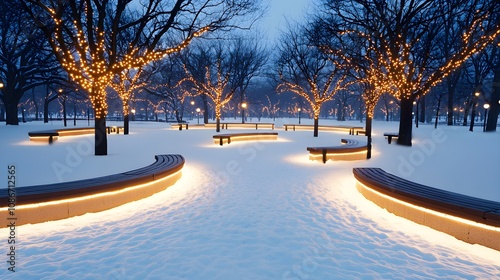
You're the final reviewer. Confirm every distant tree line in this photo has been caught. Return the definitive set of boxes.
[0,0,498,155]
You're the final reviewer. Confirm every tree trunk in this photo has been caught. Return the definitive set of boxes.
[366,113,372,159]
[93,90,107,156]
[0,104,5,121]
[419,95,426,123]
[32,88,39,121]
[44,100,49,123]
[447,87,454,126]
[5,103,19,125]
[415,98,419,128]
[463,99,470,126]
[124,114,130,135]
[397,97,414,146]
[434,97,441,129]
[215,104,221,132]
[486,63,500,131]
[469,102,476,132]
[202,94,209,124]
[313,115,319,137]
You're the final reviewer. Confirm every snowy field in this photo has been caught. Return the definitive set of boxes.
[1,118,499,279]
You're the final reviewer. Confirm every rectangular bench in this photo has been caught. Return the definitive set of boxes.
[171,123,189,130]
[106,126,124,134]
[213,132,278,146]
[206,122,275,130]
[383,132,399,144]
[284,124,364,135]
[307,138,367,163]
[353,167,500,251]
[29,127,95,143]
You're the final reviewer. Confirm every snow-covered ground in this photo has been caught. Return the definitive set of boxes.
[1,118,499,279]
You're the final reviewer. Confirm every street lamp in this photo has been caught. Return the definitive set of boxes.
[0,82,4,88]
[483,103,490,132]
[131,109,136,121]
[298,108,301,124]
[241,102,247,124]
[196,107,201,124]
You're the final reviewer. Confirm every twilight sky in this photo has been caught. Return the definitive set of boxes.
[256,0,312,42]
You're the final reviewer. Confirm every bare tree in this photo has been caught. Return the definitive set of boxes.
[276,23,350,137]
[0,1,61,125]
[181,41,243,132]
[22,0,261,155]
[318,0,500,146]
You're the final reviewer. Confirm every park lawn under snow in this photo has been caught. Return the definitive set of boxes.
[0,118,499,279]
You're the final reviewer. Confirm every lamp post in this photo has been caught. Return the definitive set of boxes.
[58,88,67,127]
[483,103,490,132]
[241,102,247,124]
[298,108,301,124]
[131,109,136,121]
[196,107,201,124]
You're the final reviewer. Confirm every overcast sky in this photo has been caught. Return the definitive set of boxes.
[256,0,312,42]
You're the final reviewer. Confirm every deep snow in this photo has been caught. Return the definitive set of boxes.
[0,118,499,279]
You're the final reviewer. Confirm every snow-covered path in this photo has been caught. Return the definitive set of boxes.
[1,120,499,279]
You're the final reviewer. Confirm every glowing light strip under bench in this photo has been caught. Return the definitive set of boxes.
[307,139,367,163]
[0,155,185,227]
[213,132,278,146]
[353,167,500,251]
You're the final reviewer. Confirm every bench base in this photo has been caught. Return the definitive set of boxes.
[309,150,367,163]
[356,180,500,251]
[213,133,278,146]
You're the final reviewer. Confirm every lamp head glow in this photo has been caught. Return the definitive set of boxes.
[0,82,3,88]
[484,104,490,109]
[241,102,247,109]
[190,101,195,105]
[131,109,136,114]
[298,108,301,112]
[196,108,200,113]
[475,92,480,97]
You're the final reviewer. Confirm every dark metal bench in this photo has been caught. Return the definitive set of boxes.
[353,167,500,250]
[213,132,278,146]
[383,132,399,144]
[307,138,367,163]
[0,155,185,226]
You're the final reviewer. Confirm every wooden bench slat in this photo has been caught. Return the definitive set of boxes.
[0,154,185,206]
[353,168,500,226]
[307,138,367,163]
[213,132,278,146]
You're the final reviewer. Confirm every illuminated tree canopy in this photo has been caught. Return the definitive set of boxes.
[21,0,261,155]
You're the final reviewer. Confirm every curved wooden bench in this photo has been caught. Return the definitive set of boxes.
[307,138,367,163]
[213,132,278,146]
[353,168,500,251]
[0,154,185,226]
